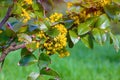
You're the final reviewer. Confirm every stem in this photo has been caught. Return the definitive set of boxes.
[0,43,25,62]
[0,5,13,29]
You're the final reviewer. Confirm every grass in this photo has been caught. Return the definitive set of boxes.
[0,41,120,80]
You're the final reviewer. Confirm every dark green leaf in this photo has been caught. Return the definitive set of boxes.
[38,53,51,70]
[40,67,60,78]
[77,17,96,35]
[95,14,110,29]
[67,33,74,48]
[0,31,9,46]
[21,48,31,57]
[69,30,79,44]
[109,32,119,52]
[81,34,93,49]
[104,4,120,21]
[92,28,107,45]
[29,25,38,32]
[46,28,60,38]
[64,20,74,29]
[18,54,37,66]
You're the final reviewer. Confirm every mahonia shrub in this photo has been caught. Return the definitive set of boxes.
[0,0,120,79]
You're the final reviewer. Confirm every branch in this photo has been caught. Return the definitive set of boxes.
[0,5,13,29]
[0,43,25,62]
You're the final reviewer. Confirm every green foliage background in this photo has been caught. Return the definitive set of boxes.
[1,41,120,80]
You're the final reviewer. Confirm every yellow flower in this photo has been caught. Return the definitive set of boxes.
[21,8,30,23]
[36,42,40,48]
[24,0,32,5]
[0,30,3,34]
[41,24,68,57]
[67,2,73,9]
[100,0,111,6]
[49,13,63,23]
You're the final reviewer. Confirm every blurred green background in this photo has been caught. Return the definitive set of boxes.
[0,1,120,80]
[0,41,120,80]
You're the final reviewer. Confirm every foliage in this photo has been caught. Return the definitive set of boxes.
[0,0,120,79]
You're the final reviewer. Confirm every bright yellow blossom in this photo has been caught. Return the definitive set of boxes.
[39,24,68,57]
[67,2,73,9]
[24,0,32,5]
[21,8,30,23]
[49,13,63,23]
[100,0,111,6]
[0,30,3,34]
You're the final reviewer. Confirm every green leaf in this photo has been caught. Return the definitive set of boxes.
[69,30,79,44]
[38,24,48,32]
[95,14,110,29]
[64,20,74,29]
[109,32,119,52]
[38,53,51,70]
[67,33,74,48]
[92,28,107,45]
[18,25,28,33]
[27,72,39,80]
[21,48,31,57]
[29,25,38,32]
[40,67,60,78]
[17,33,32,42]
[18,54,37,66]
[77,17,96,35]
[0,31,9,46]
[46,28,60,38]
[104,4,120,21]
[5,23,16,37]
[81,34,93,49]
[113,0,120,5]
[26,42,39,52]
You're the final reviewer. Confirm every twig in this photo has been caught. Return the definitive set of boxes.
[0,5,13,29]
[0,43,25,62]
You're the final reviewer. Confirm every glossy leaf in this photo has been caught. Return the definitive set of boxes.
[92,28,107,45]
[64,20,74,29]
[18,25,28,33]
[38,24,48,32]
[77,17,96,35]
[27,72,39,80]
[69,30,79,44]
[17,33,32,42]
[38,53,51,70]
[109,32,119,52]
[29,25,38,32]
[81,34,93,49]
[46,28,60,38]
[18,54,37,66]
[104,4,120,21]
[95,14,110,29]
[21,48,31,57]
[67,33,74,48]
[40,67,60,78]
[26,42,39,52]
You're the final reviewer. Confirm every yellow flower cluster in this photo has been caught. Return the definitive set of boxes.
[67,2,73,9]
[38,24,69,57]
[69,13,80,25]
[0,30,2,34]
[24,0,32,5]
[49,13,63,23]
[21,8,30,23]
[100,0,111,6]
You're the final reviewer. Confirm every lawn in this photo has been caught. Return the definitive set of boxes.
[0,41,120,80]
